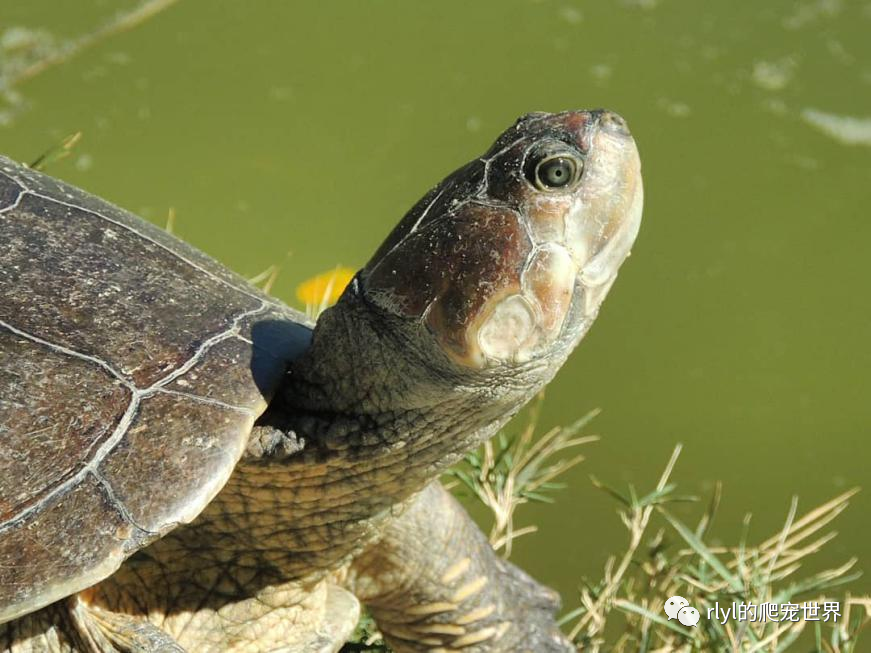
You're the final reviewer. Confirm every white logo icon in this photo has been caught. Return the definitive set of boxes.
[664,595,689,620]
[678,605,700,627]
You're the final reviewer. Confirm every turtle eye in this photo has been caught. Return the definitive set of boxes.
[531,154,582,191]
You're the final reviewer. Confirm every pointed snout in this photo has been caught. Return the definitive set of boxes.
[592,109,632,138]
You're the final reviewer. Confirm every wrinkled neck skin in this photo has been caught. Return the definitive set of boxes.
[279,281,567,489]
[229,283,575,572]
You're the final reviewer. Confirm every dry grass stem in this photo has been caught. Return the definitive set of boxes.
[448,394,599,557]
[5,0,182,90]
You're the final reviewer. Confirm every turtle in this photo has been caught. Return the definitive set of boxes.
[0,109,643,653]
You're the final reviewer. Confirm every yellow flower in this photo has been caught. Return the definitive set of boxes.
[295,266,355,317]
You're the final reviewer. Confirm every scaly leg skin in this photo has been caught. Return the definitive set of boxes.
[0,596,186,653]
[1,578,359,653]
[67,596,185,652]
[0,603,82,653]
[347,483,574,652]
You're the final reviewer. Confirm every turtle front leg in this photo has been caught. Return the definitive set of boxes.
[347,482,574,653]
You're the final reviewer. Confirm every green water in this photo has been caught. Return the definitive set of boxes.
[2,0,869,630]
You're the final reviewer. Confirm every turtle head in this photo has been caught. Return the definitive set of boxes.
[279,110,641,491]
[359,109,643,375]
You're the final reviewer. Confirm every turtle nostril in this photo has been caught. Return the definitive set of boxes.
[599,111,630,136]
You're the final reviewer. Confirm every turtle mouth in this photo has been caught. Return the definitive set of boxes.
[570,113,643,289]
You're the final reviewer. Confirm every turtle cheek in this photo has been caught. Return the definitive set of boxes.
[427,284,534,369]
[426,266,536,368]
[521,243,578,338]
[436,246,578,369]
[474,293,539,363]
[420,208,534,369]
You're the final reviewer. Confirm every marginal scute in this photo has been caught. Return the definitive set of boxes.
[97,392,253,533]
[163,336,270,412]
[0,474,140,624]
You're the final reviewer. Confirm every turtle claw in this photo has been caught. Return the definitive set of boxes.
[245,424,306,460]
[496,559,576,652]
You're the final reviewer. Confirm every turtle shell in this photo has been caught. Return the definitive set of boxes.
[0,155,310,623]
